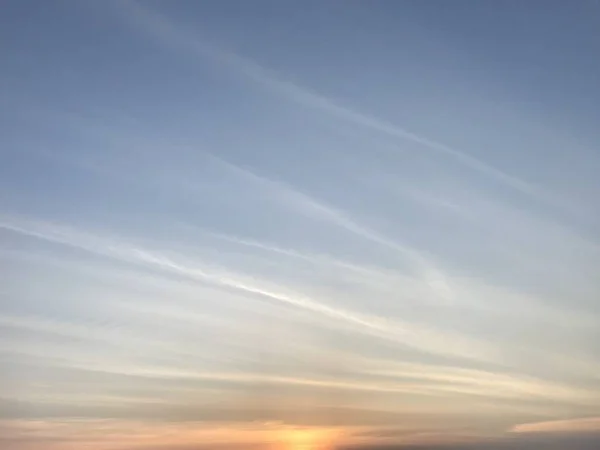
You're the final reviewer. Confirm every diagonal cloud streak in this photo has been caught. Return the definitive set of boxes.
[205,154,457,304]
[117,0,557,206]
[0,215,494,363]
[510,416,600,434]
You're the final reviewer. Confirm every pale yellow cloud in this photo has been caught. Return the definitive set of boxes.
[510,416,600,434]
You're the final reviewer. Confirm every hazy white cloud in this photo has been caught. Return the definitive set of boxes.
[0,216,495,363]
[510,417,600,434]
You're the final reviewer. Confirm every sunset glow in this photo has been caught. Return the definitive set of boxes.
[278,428,339,450]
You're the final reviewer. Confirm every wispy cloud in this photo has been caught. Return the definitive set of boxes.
[117,0,561,207]
[205,154,459,304]
[0,215,494,362]
[4,214,600,422]
[510,417,600,434]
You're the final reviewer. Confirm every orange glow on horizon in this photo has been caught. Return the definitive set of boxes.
[274,427,339,450]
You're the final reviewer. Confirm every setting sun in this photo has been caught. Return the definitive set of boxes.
[276,428,338,450]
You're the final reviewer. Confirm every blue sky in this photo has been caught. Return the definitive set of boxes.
[2,1,600,449]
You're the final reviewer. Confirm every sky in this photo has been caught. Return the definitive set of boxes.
[1,1,600,449]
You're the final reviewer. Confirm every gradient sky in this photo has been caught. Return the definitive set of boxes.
[2,1,600,449]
